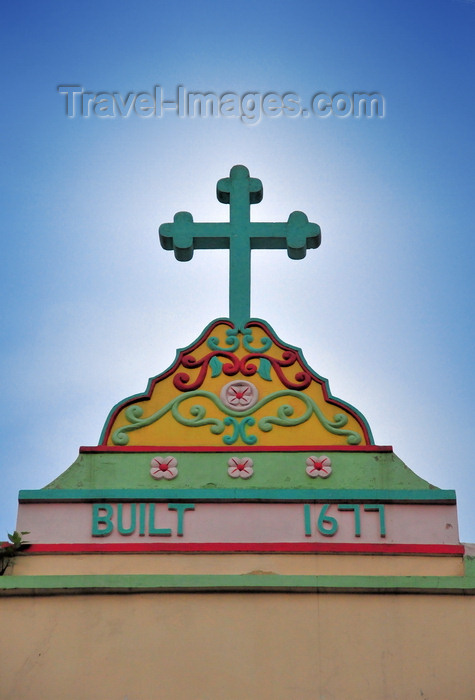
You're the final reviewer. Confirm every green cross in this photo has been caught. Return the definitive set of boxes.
[159,165,321,330]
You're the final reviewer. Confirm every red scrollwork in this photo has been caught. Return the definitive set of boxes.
[173,351,241,391]
[173,348,311,392]
[240,353,311,390]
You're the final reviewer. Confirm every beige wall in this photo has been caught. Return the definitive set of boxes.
[1,592,474,700]
[11,551,465,577]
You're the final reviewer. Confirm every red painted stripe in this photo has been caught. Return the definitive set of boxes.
[81,445,392,454]
[26,542,465,555]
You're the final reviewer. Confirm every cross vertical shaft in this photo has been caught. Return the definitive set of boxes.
[217,165,263,329]
[159,165,321,330]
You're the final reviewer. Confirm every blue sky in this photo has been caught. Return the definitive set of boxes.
[1,0,474,540]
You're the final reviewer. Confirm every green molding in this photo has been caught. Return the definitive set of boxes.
[1,560,475,596]
[45,449,433,492]
[19,488,457,504]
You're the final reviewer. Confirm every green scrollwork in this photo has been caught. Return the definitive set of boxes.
[171,400,224,435]
[113,399,178,445]
[125,405,144,422]
[206,327,272,354]
[113,390,242,445]
[256,391,362,444]
[242,327,272,353]
[111,388,362,446]
[223,416,257,445]
[207,328,240,352]
[258,391,316,433]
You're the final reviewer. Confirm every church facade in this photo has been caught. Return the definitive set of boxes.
[2,167,474,699]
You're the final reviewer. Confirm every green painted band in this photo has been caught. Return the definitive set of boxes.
[1,566,474,595]
[18,488,457,504]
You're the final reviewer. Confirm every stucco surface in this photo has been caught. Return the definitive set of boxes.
[11,552,464,577]
[1,592,474,700]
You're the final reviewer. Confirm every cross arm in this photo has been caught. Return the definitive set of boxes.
[159,212,231,261]
[247,212,321,259]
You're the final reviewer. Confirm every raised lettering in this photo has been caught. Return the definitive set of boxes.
[148,503,172,536]
[317,504,338,536]
[92,504,113,537]
[168,503,195,536]
[364,504,386,537]
[338,504,361,537]
[117,503,136,535]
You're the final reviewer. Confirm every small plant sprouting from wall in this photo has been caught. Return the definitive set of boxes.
[0,531,30,575]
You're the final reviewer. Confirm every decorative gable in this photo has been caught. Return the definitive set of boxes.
[101,319,373,449]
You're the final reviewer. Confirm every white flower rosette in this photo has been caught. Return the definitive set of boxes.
[227,456,254,479]
[150,456,178,480]
[220,380,258,411]
[305,455,332,478]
